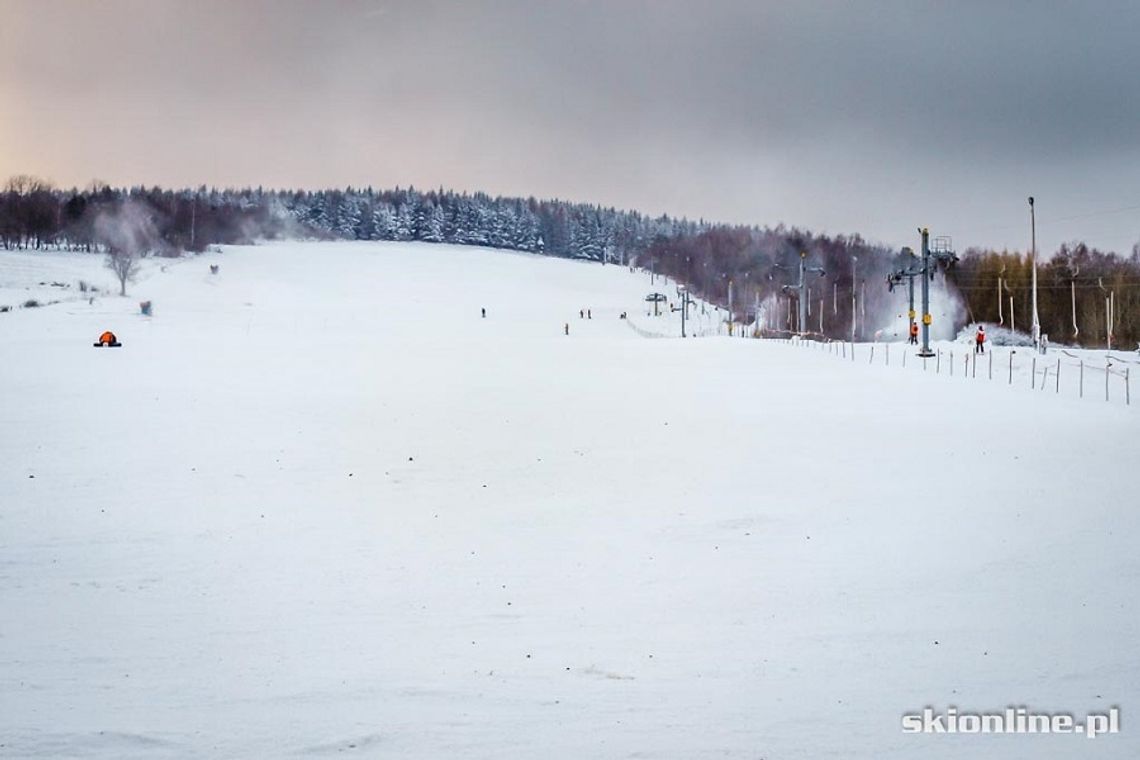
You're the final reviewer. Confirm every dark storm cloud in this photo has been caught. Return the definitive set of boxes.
[1,0,1138,255]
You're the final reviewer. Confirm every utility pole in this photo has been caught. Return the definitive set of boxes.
[727,279,733,334]
[1109,290,1114,350]
[860,281,866,335]
[1029,197,1040,350]
[851,256,857,344]
[997,265,1005,325]
[1070,266,1080,340]
[1100,278,1114,350]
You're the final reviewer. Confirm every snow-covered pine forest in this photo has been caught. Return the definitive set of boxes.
[0,181,704,263]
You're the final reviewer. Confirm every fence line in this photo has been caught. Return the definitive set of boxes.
[625,324,1134,407]
[758,336,1132,407]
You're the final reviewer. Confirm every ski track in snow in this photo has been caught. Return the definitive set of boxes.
[0,241,1136,759]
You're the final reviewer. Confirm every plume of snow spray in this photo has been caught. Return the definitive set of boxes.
[872,274,966,342]
[94,199,160,255]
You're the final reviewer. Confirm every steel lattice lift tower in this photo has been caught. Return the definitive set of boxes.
[773,251,825,336]
[913,228,958,357]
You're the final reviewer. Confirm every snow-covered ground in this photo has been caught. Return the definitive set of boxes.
[0,250,159,313]
[1,241,1136,759]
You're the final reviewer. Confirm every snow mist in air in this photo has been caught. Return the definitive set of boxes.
[872,274,967,342]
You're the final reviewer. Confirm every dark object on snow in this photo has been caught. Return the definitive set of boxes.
[209,264,219,274]
[94,330,121,348]
[139,300,153,316]
[481,307,486,318]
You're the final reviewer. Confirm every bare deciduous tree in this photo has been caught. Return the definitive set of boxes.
[105,248,140,296]
[96,200,156,296]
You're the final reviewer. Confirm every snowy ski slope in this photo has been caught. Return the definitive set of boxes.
[1,241,1136,759]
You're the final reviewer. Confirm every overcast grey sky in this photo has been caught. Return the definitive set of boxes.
[2,0,1138,256]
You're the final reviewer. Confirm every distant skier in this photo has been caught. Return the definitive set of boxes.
[908,321,919,345]
[1040,334,1049,354]
[587,309,592,319]
[564,322,569,336]
[974,324,986,354]
[481,307,486,318]
[579,309,584,319]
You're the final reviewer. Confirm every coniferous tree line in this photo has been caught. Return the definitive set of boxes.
[0,176,703,262]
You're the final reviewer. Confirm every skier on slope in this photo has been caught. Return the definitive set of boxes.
[908,321,919,345]
[974,324,986,354]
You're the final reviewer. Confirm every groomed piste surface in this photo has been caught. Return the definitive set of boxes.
[1,241,1136,758]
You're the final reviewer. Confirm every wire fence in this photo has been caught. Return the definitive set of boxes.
[623,318,671,339]
[765,336,1133,407]
[622,309,1134,407]
[625,313,724,338]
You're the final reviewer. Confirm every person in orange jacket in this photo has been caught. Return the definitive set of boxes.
[94,330,121,347]
[908,321,919,345]
[974,324,986,354]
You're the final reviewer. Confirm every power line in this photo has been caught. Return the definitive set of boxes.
[953,282,1140,291]
[955,199,1140,238]
[1046,203,1140,226]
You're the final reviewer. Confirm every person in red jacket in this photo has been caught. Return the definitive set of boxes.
[974,324,986,354]
[94,331,121,347]
[908,321,919,345]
